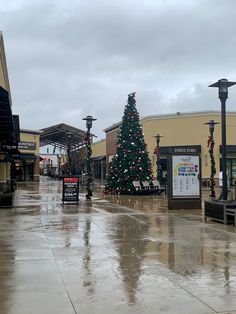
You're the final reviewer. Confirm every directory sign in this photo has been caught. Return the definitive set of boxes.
[62,177,79,204]
[172,155,200,198]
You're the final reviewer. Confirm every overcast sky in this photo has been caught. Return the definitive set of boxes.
[1,0,236,139]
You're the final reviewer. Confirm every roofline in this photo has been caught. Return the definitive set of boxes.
[20,128,42,135]
[141,110,236,122]
[104,110,236,133]
[40,153,59,156]
[92,138,106,145]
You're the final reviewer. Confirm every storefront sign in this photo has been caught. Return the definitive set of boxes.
[62,177,79,204]
[173,148,198,153]
[160,145,201,155]
[18,141,36,150]
[172,155,200,198]
[1,145,17,151]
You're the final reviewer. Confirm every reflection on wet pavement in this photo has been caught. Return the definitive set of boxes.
[1,176,236,313]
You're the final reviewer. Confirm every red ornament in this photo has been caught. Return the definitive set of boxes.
[207,136,211,148]
[154,147,159,155]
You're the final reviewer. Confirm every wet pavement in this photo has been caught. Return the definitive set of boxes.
[1,177,236,313]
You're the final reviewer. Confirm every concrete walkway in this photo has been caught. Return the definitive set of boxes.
[0,176,236,313]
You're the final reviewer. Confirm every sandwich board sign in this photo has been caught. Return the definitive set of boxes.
[62,177,79,204]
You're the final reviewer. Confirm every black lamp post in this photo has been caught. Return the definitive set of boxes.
[154,134,163,183]
[82,115,97,199]
[209,78,236,200]
[66,133,72,176]
[204,120,219,198]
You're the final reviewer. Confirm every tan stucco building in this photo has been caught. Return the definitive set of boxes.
[102,111,236,186]
[91,139,106,180]
[13,129,41,181]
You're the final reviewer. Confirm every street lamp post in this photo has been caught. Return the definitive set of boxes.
[82,115,97,199]
[66,133,72,176]
[204,120,219,198]
[209,79,236,200]
[154,134,163,183]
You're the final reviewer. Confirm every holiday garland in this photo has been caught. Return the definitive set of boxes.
[207,133,216,197]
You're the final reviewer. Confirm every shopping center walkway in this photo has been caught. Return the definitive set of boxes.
[1,177,236,314]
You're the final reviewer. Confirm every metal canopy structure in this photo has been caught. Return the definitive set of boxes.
[0,86,19,146]
[40,123,87,150]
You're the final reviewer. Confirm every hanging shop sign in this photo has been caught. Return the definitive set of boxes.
[18,141,36,150]
[62,177,79,204]
[172,155,200,198]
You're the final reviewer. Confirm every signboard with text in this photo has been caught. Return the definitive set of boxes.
[172,155,200,198]
[18,141,36,150]
[62,177,79,204]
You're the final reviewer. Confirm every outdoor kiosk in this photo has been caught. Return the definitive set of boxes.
[167,146,202,209]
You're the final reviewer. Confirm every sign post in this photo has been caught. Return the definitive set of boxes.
[167,146,201,209]
[62,177,79,205]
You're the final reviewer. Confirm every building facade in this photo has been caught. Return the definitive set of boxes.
[0,32,19,205]
[91,139,106,180]
[13,129,41,182]
[104,111,236,186]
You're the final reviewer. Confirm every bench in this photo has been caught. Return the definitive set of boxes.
[132,181,143,195]
[151,180,166,195]
[224,208,236,226]
[142,181,155,194]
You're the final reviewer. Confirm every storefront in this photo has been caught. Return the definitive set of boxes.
[219,145,236,186]
[92,156,106,180]
[14,154,37,181]
[12,130,41,182]
[91,139,106,180]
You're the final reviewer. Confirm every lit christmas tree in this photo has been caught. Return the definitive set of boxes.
[106,92,153,194]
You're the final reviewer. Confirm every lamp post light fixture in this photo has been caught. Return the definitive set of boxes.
[204,120,219,198]
[209,78,236,200]
[82,115,97,199]
[154,134,163,183]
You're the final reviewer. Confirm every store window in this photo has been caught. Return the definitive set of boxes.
[220,158,236,186]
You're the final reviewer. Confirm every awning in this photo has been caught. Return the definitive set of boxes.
[19,153,37,159]
[0,86,19,146]
[219,145,236,154]
[91,156,106,161]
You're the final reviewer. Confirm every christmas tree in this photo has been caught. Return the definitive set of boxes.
[106,92,153,194]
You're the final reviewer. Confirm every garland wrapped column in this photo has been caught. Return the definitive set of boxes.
[205,120,219,198]
[86,131,92,198]
[154,134,163,184]
[83,115,97,199]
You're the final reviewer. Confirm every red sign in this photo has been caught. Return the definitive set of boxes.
[64,177,79,183]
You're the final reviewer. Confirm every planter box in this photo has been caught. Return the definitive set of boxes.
[204,200,236,225]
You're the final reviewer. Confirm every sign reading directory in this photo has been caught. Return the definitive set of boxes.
[167,148,201,209]
[62,177,79,204]
[172,155,200,197]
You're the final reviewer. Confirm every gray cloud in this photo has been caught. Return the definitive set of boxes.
[1,0,236,139]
